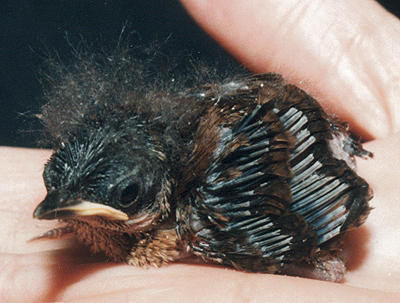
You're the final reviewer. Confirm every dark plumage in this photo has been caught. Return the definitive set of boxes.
[33,50,372,282]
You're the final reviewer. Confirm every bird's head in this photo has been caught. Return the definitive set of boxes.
[33,121,173,232]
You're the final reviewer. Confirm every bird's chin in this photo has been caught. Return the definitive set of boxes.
[61,216,130,232]
[62,211,159,233]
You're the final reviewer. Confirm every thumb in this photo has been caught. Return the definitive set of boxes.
[181,0,400,140]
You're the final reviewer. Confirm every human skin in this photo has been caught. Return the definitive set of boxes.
[1,0,400,301]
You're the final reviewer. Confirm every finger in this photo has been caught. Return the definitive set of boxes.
[1,255,398,302]
[0,147,61,254]
[343,133,400,292]
[181,0,400,139]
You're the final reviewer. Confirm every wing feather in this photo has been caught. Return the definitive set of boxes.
[271,84,372,244]
[186,97,316,271]
[182,74,371,272]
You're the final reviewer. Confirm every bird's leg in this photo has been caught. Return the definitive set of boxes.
[29,225,74,241]
[280,251,345,282]
[309,252,346,282]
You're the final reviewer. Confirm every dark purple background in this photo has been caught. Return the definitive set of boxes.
[1,1,399,147]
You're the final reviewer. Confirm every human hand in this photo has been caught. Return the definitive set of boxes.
[182,0,400,141]
[1,0,400,301]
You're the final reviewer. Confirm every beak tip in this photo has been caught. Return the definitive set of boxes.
[32,203,45,219]
[32,203,55,220]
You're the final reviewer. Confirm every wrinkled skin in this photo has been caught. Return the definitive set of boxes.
[1,0,400,301]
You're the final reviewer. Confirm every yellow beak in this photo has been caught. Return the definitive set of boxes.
[33,199,129,221]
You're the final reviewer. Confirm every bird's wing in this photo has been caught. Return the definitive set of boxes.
[184,97,317,271]
[181,74,372,271]
[271,84,372,245]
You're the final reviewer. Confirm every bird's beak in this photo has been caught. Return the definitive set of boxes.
[33,192,129,221]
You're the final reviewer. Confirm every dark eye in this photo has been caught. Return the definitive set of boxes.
[119,182,140,207]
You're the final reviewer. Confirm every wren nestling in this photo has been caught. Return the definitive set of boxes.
[33,51,372,282]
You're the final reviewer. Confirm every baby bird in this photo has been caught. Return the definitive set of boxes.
[33,52,372,282]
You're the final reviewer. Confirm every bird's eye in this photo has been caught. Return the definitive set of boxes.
[119,182,140,207]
